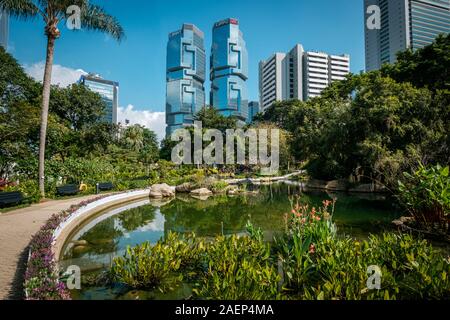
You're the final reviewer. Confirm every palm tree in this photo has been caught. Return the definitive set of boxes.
[0,0,124,197]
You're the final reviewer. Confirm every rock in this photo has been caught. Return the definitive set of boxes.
[176,182,193,193]
[191,195,211,201]
[305,179,328,190]
[348,183,373,193]
[149,183,175,198]
[349,183,387,193]
[325,180,349,191]
[149,191,163,198]
[72,240,89,246]
[190,188,213,196]
[72,245,90,254]
[392,219,404,227]
[399,216,415,224]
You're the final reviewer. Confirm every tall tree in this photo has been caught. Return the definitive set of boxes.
[0,0,124,197]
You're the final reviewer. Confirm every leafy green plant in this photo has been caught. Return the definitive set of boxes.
[193,235,280,300]
[211,180,229,193]
[398,163,449,231]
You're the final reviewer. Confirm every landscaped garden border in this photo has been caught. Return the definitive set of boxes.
[24,189,150,300]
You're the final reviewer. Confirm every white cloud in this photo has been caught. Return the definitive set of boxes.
[118,104,166,141]
[23,63,167,141]
[24,61,87,88]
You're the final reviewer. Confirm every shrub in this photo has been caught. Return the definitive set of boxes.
[211,180,229,193]
[110,232,206,291]
[193,235,280,300]
[398,163,449,231]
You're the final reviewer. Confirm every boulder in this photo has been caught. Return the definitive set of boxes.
[149,183,175,198]
[176,182,193,193]
[190,188,213,196]
[325,180,349,191]
[348,183,374,193]
[72,239,89,246]
[305,179,328,190]
[348,183,387,193]
[399,216,415,224]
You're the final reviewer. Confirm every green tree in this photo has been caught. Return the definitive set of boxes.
[381,34,450,91]
[49,83,107,130]
[0,0,124,197]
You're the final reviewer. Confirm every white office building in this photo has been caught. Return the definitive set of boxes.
[259,44,350,110]
[364,0,450,71]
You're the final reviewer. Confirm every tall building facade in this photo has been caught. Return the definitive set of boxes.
[364,0,450,71]
[210,18,248,122]
[80,74,119,124]
[259,44,350,110]
[0,9,9,49]
[166,23,206,136]
[247,101,260,123]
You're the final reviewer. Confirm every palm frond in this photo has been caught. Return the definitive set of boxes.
[0,0,39,19]
[80,4,125,42]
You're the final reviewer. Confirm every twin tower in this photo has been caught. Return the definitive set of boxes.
[165,19,248,137]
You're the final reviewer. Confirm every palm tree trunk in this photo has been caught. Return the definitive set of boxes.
[38,35,56,198]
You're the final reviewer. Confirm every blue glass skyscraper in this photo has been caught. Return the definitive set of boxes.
[80,74,119,124]
[166,24,206,136]
[210,18,248,122]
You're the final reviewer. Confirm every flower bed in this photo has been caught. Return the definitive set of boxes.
[24,196,109,300]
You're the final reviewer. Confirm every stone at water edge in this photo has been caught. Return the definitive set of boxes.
[190,188,213,196]
[149,183,175,198]
[176,182,193,193]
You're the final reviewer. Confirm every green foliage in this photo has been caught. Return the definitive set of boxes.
[110,204,450,300]
[5,180,41,203]
[193,235,280,300]
[257,36,450,184]
[398,164,449,230]
[111,234,182,291]
[300,233,450,300]
[110,232,206,292]
[381,34,450,91]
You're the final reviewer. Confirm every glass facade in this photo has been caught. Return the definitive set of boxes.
[80,75,119,124]
[247,101,260,123]
[0,9,8,49]
[210,18,248,122]
[410,0,450,49]
[166,24,206,136]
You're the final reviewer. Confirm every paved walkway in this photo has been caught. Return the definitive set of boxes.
[0,194,108,300]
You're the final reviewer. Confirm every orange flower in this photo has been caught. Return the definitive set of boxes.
[309,243,316,254]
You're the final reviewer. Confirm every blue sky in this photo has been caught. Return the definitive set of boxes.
[9,0,365,115]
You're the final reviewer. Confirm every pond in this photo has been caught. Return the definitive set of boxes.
[60,181,402,300]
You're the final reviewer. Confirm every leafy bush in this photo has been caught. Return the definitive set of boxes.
[398,163,449,231]
[6,179,41,203]
[210,180,229,193]
[273,198,450,300]
[110,232,206,292]
[193,235,280,300]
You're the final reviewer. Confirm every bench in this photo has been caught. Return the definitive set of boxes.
[96,182,114,194]
[56,184,79,196]
[0,191,24,208]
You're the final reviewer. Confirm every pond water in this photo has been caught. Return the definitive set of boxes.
[60,182,402,300]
